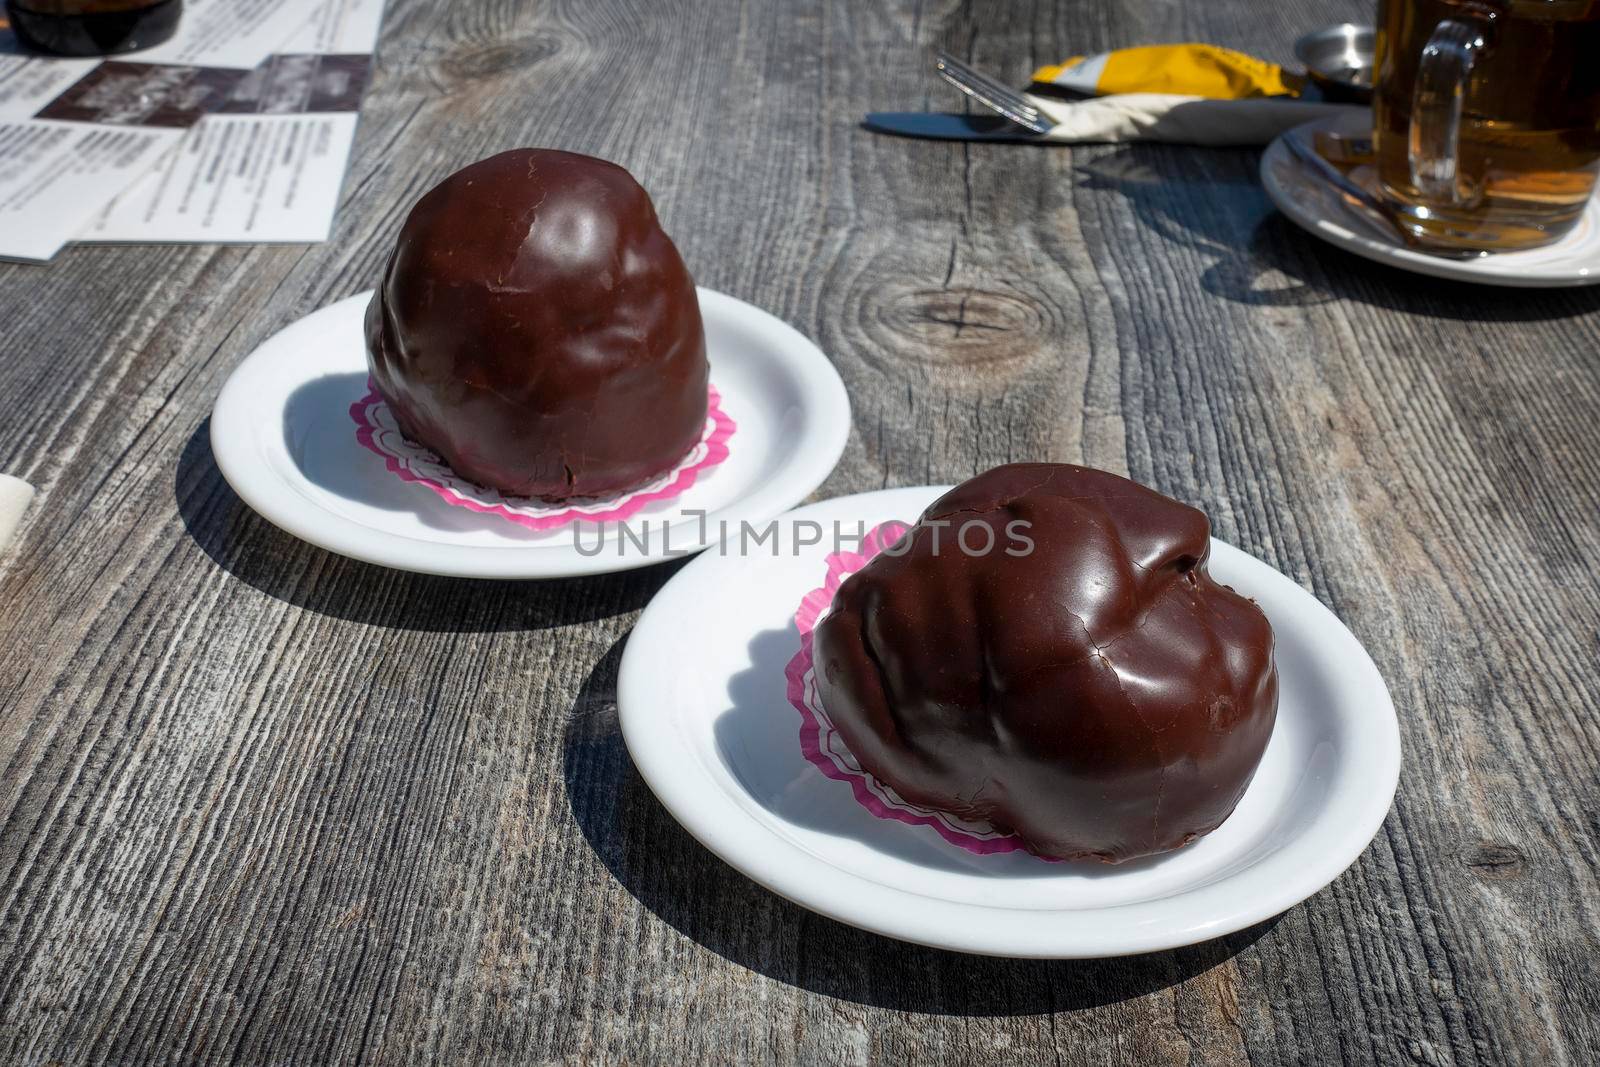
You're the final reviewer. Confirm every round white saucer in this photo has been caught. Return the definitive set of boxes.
[210,288,850,578]
[618,487,1401,958]
[1262,111,1600,287]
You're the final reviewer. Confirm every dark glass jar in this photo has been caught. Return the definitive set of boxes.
[6,0,182,57]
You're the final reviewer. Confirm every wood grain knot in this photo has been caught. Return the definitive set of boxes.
[1462,842,1526,881]
[875,286,1046,369]
[439,35,563,85]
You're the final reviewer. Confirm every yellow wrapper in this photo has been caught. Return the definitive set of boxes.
[1032,44,1301,99]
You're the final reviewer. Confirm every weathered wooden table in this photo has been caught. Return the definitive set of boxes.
[3,0,1598,1063]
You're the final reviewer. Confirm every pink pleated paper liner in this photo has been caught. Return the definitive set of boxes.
[350,382,735,531]
[784,522,1046,858]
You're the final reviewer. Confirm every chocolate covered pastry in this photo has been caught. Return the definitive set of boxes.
[812,464,1278,863]
[365,149,708,501]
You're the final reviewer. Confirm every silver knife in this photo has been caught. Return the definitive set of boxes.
[862,112,1051,143]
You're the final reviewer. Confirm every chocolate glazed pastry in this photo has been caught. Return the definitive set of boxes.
[812,464,1279,863]
[365,149,708,501]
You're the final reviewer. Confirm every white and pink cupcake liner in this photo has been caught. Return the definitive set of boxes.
[784,521,1049,858]
[350,382,735,531]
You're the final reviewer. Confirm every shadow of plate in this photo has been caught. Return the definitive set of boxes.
[175,417,676,631]
[563,635,1279,1015]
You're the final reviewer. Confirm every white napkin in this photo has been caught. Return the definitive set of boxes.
[0,475,36,554]
[1028,93,1363,147]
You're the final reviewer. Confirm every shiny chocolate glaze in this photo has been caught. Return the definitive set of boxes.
[365,149,708,500]
[813,464,1279,863]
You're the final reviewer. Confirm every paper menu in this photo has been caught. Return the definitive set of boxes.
[0,0,383,262]
[0,120,183,261]
[0,54,98,120]
[84,110,362,244]
[112,0,324,70]
[287,0,387,55]
[82,0,385,246]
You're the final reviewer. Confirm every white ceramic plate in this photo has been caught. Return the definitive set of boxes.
[210,289,850,578]
[618,487,1401,958]
[1262,111,1600,287]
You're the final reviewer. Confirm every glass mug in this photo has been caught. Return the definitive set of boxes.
[1372,0,1600,251]
[5,0,182,57]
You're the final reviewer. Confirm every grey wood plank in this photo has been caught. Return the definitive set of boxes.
[1,0,1598,1064]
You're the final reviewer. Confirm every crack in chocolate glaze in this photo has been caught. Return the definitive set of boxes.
[1099,650,1167,851]
[813,464,1279,864]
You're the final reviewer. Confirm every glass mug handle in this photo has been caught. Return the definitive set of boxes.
[1408,18,1488,205]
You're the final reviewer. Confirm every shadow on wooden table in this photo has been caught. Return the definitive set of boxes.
[176,419,669,631]
[565,635,1279,1015]
[1078,144,1600,321]
[1217,213,1600,319]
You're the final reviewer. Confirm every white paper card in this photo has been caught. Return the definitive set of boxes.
[82,0,385,246]
[0,120,183,261]
[88,112,359,243]
[0,0,380,261]
[130,0,325,70]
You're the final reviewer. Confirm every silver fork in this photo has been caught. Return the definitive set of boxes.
[935,50,1054,134]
